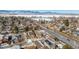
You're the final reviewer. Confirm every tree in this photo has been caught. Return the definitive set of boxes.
[63,44,72,49]
[24,26,29,32]
[63,19,69,26]
[59,26,65,32]
[12,26,19,33]
[54,37,59,41]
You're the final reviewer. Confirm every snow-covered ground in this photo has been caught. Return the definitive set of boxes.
[0,14,79,17]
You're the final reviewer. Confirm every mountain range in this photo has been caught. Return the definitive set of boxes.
[0,10,79,15]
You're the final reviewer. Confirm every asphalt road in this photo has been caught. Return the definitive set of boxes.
[40,25,79,48]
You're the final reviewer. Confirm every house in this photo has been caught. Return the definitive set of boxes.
[73,28,79,36]
[21,39,36,49]
[7,45,21,49]
[34,40,44,49]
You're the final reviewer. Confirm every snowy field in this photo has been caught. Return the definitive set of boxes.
[0,14,79,17]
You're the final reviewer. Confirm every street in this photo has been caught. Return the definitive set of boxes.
[40,25,79,48]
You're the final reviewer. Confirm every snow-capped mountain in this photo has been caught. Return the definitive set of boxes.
[0,10,79,15]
